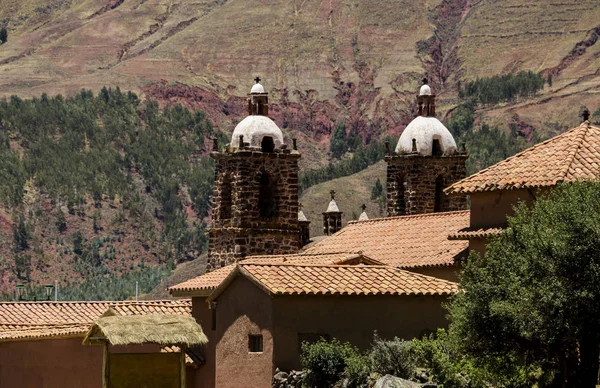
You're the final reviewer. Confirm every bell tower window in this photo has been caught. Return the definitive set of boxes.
[432,138,443,156]
[434,175,444,212]
[261,136,275,153]
[219,173,232,220]
[259,172,276,218]
[397,175,407,215]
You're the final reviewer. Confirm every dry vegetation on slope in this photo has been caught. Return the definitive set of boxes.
[2,0,599,162]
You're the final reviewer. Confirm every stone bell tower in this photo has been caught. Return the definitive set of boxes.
[385,79,467,216]
[207,78,302,272]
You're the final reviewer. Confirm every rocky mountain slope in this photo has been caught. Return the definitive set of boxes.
[1,0,599,156]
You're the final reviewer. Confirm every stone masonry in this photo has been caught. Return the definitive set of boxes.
[208,149,301,271]
[385,153,467,216]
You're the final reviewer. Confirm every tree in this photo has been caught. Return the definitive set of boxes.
[0,28,7,44]
[448,181,600,386]
[330,123,347,159]
[13,214,29,252]
[56,208,67,233]
[547,74,553,87]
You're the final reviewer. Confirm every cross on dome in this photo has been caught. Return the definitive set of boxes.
[254,76,261,84]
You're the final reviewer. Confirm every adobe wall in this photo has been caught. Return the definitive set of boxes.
[214,276,274,388]
[469,189,536,228]
[0,338,102,388]
[407,265,459,282]
[190,297,216,388]
[386,154,467,216]
[271,294,450,371]
[208,151,301,271]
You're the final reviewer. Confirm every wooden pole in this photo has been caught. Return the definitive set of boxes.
[103,343,109,388]
[180,345,186,388]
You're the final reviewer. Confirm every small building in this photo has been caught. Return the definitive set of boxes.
[171,258,457,388]
[446,120,600,254]
[0,300,202,388]
[83,313,207,388]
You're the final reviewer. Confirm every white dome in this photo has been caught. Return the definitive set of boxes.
[419,84,432,96]
[251,83,265,93]
[231,115,284,148]
[395,116,457,156]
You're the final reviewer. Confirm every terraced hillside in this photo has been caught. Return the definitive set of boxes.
[1,0,599,155]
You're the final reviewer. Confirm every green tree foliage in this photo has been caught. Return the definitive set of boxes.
[14,254,31,281]
[301,338,365,388]
[448,182,600,386]
[547,74,553,87]
[412,329,534,387]
[0,88,220,265]
[300,137,397,192]
[370,178,383,200]
[447,101,528,175]
[330,123,348,159]
[0,132,25,206]
[369,334,415,379]
[55,208,67,233]
[13,214,29,252]
[593,108,600,125]
[0,28,7,44]
[461,71,545,106]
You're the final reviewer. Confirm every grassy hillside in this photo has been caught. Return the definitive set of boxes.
[300,161,387,238]
[0,0,599,162]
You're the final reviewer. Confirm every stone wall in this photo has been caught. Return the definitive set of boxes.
[208,149,301,271]
[386,154,467,216]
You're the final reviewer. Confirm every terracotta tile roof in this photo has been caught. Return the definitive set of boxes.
[303,211,470,268]
[448,226,504,240]
[169,252,381,296]
[445,122,600,195]
[0,300,191,342]
[208,263,458,300]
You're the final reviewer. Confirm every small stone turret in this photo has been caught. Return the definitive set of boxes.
[323,190,343,235]
[298,204,311,247]
[358,204,369,221]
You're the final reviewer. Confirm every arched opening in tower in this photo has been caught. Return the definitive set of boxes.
[397,175,407,215]
[259,172,276,218]
[434,175,445,212]
[261,136,275,153]
[432,138,443,156]
[220,173,232,220]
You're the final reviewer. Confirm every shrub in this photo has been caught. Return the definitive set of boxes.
[301,338,364,388]
[369,333,416,379]
[344,352,370,388]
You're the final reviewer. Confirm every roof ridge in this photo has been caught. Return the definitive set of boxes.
[240,262,393,269]
[559,124,589,183]
[245,251,359,258]
[0,299,190,305]
[445,124,587,194]
[347,210,469,225]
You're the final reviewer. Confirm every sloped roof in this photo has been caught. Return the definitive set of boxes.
[0,300,191,342]
[169,252,381,297]
[83,315,208,347]
[445,122,600,195]
[448,225,504,240]
[208,263,458,300]
[304,211,470,268]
